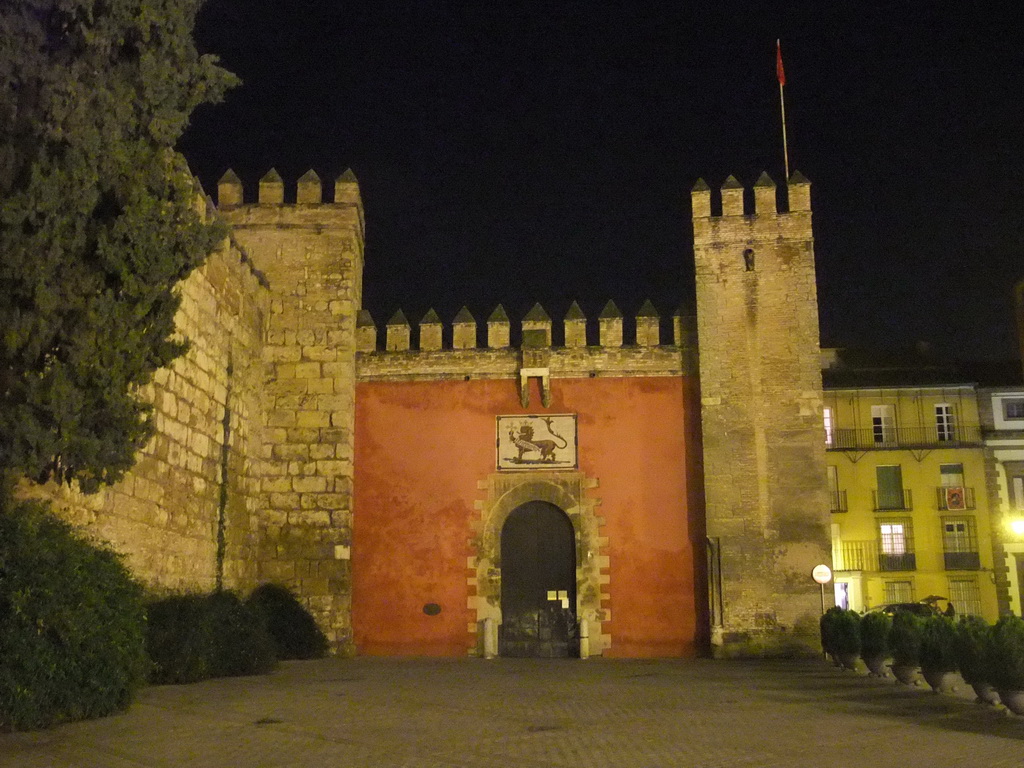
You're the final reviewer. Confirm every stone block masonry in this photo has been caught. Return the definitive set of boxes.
[24,213,270,597]
[217,169,365,653]
[693,172,832,656]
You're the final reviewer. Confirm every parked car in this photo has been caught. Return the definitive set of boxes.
[865,602,942,618]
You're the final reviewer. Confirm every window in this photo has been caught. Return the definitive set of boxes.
[935,404,956,441]
[872,405,895,444]
[823,407,834,447]
[827,465,845,512]
[878,519,915,571]
[942,517,980,570]
[884,581,913,604]
[1012,475,1024,509]
[948,578,982,616]
[1004,398,1024,420]
[940,463,964,487]
[875,465,907,510]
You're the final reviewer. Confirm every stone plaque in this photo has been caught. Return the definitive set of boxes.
[497,414,577,470]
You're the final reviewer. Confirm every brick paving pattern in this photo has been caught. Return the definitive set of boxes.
[3,658,1023,768]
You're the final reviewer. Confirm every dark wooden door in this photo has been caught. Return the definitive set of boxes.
[499,501,578,658]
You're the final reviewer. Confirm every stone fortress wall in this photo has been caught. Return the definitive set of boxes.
[25,206,271,597]
[30,167,830,657]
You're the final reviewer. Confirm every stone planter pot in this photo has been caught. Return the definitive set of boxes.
[837,652,859,671]
[863,654,888,676]
[998,689,1024,715]
[890,663,919,685]
[921,668,957,694]
[971,682,1000,706]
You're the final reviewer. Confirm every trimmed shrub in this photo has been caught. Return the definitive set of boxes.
[0,500,148,731]
[832,610,861,656]
[954,615,991,685]
[889,611,924,667]
[819,606,844,657]
[145,594,216,684]
[986,615,1024,692]
[207,591,277,678]
[860,612,892,660]
[919,615,958,674]
[246,583,329,660]
[145,590,277,684]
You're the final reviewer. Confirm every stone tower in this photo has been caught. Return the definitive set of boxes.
[216,168,365,653]
[692,172,831,656]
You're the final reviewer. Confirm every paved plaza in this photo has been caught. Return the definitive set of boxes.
[2,657,1023,768]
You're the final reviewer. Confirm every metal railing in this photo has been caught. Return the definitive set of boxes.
[833,540,918,572]
[829,490,848,513]
[879,553,917,571]
[935,486,975,510]
[829,425,982,451]
[873,488,913,512]
[944,551,981,570]
[833,540,878,572]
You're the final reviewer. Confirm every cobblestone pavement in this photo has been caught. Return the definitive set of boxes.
[3,657,1023,768]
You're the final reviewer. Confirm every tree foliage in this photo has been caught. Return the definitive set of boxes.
[0,0,236,493]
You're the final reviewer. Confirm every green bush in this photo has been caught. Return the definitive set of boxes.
[860,612,892,660]
[832,610,861,656]
[246,583,329,660]
[919,616,958,674]
[0,500,148,731]
[986,615,1024,692]
[207,591,277,678]
[954,615,991,685]
[889,611,924,667]
[146,591,277,684]
[819,606,844,656]
[145,595,216,684]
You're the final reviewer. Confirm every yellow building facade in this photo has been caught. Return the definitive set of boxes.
[824,376,999,620]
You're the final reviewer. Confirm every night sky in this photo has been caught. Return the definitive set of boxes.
[179,2,1024,360]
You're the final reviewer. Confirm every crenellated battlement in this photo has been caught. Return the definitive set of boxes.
[690,171,811,248]
[356,301,697,382]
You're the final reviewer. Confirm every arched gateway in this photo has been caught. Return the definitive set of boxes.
[499,501,578,658]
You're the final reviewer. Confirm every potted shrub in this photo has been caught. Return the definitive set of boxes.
[832,610,861,670]
[954,615,999,705]
[919,616,958,693]
[888,611,923,685]
[986,615,1024,715]
[860,612,892,676]
[819,606,844,665]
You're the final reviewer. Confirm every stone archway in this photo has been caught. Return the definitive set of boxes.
[499,501,577,657]
[470,472,609,656]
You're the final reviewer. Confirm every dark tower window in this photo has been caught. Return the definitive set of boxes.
[743,248,755,271]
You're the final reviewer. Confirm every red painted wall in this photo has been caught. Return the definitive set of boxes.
[352,375,706,657]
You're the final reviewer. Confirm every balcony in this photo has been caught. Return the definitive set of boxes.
[829,425,982,451]
[935,486,976,510]
[833,540,877,571]
[873,488,913,511]
[944,551,981,570]
[832,540,917,572]
[879,553,917,571]
[829,490,848,513]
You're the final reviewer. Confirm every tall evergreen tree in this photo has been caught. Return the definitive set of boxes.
[0,1,236,494]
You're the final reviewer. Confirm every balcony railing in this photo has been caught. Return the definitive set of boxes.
[832,540,918,572]
[879,553,917,571]
[873,488,913,511]
[944,551,981,570]
[829,425,982,451]
[829,490,848,513]
[833,540,878,571]
[935,486,976,510]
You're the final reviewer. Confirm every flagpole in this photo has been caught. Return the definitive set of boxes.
[777,39,790,180]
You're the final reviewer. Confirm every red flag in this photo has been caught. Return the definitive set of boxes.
[776,39,786,86]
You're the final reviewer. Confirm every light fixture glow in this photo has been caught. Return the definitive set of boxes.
[1010,519,1024,536]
